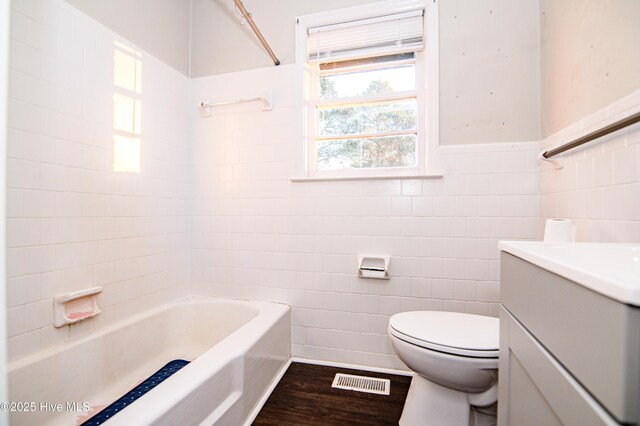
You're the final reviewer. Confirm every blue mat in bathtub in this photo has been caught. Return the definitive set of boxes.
[81,359,190,425]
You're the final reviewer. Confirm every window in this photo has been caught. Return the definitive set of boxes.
[295,0,439,180]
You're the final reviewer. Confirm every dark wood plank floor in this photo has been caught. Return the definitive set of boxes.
[253,362,412,426]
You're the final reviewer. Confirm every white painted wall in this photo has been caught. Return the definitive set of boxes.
[7,0,190,361]
[540,0,640,137]
[46,0,542,145]
[439,0,540,145]
[190,0,374,75]
[191,0,541,145]
[63,0,192,76]
[0,0,11,418]
[189,65,539,369]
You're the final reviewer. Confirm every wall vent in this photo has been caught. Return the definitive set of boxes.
[331,373,390,395]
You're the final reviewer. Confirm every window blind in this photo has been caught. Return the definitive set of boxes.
[307,10,424,63]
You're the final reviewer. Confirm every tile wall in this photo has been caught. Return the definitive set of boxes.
[6,0,190,361]
[14,1,636,371]
[540,90,640,242]
[189,65,539,369]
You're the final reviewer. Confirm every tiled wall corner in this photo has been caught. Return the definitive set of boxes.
[7,0,190,361]
[539,89,640,242]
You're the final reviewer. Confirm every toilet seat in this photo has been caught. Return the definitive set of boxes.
[389,311,499,358]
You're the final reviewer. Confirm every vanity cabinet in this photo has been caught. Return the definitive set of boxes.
[498,252,639,426]
[498,307,614,425]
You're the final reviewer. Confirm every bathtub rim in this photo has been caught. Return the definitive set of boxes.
[8,296,286,373]
[94,295,290,425]
[8,295,290,425]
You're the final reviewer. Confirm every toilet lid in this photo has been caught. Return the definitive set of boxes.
[389,311,499,358]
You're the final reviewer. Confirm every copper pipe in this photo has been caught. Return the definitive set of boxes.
[233,0,280,66]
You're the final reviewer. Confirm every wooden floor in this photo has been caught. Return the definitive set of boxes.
[253,362,412,426]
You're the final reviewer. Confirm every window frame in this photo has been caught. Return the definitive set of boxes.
[294,0,440,181]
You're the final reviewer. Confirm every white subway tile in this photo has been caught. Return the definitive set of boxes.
[7,158,40,189]
[9,10,29,42]
[7,306,27,337]
[444,175,466,195]
[477,281,500,303]
[466,259,488,280]
[444,258,466,279]
[613,145,639,185]
[7,218,40,247]
[401,179,422,196]
[391,196,412,216]
[453,280,477,301]
[10,40,43,77]
[8,331,41,361]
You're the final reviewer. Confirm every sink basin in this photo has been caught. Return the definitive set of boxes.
[499,241,640,306]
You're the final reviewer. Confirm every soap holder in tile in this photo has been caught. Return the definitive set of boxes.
[54,286,104,328]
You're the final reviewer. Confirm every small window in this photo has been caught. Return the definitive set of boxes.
[296,1,439,180]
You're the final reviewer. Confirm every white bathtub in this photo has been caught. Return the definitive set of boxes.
[8,297,291,425]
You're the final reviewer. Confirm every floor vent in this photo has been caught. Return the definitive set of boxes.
[331,373,390,395]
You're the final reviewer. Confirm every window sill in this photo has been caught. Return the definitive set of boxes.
[290,173,443,182]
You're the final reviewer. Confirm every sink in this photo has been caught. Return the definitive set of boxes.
[499,241,640,306]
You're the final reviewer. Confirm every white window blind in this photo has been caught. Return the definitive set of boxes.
[307,10,424,63]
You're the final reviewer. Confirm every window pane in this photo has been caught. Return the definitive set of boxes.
[320,64,415,99]
[316,135,417,170]
[318,99,416,136]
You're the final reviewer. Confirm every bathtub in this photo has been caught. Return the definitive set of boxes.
[8,296,291,426]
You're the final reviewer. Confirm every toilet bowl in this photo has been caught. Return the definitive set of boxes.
[388,311,499,426]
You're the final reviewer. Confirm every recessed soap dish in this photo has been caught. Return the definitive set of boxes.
[54,286,104,328]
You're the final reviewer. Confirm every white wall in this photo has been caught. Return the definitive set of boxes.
[7,0,190,361]
[63,0,192,76]
[190,0,375,75]
[439,0,540,145]
[191,0,541,145]
[189,65,539,369]
[540,0,640,137]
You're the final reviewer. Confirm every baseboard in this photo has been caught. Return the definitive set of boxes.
[243,357,292,426]
[291,357,414,377]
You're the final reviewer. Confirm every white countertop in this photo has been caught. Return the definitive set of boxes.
[499,241,640,306]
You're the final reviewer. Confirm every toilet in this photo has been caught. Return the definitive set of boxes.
[388,311,499,426]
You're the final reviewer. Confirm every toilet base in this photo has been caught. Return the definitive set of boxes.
[399,376,497,426]
[471,406,498,426]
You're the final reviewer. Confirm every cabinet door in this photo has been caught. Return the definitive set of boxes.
[498,307,616,426]
[506,354,562,426]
